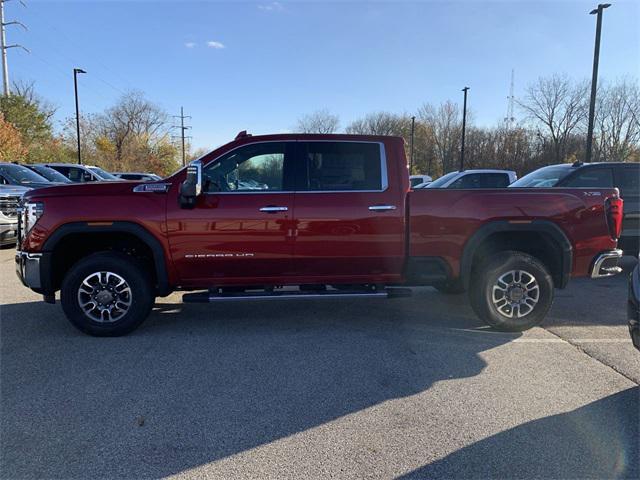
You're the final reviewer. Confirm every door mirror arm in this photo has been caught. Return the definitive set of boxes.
[179,160,203,209]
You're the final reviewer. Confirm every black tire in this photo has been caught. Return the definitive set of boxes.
[434,279,466,294]
[61,252,154,336]
[469,251,554,332]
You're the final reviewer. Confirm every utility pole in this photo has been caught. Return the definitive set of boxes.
[73,68,86,164]
[504,69,515,129]
[460,87,469,172]
[409,115,415,174]
[0,0,28,96]
[586,3,611,163]
[172,107,192,166]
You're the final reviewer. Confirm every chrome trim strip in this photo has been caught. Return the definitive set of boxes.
[590,249,623,279]
[259,206,288,212]
[368,205,397,211]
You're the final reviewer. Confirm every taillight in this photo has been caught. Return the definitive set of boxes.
[605,195,623,240]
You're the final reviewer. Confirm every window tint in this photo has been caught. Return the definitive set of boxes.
[614,166,639,195]
[53,166,90,182]
[448,173,509,189]
[299,142,383,191]
[565,168,613,188]
[203,142,286,193]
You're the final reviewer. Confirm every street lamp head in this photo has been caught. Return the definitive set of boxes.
[590,3,611,14]
[74,68,86,74]
[462,86,470,92]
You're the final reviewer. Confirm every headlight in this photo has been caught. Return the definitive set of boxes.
[22,201,44,236]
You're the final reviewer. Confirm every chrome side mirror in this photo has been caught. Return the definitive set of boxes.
[179,159,203,209]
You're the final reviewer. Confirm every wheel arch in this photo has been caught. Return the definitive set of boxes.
[460,220,573,290]
[42,221,171,296]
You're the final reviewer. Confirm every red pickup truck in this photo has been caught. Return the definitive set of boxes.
[16,133,624,336]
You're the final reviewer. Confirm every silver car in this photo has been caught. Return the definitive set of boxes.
[0,184,29,247]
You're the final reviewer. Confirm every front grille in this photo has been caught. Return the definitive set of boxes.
[0,195,21,219]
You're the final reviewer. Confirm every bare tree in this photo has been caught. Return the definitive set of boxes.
[418,101,462,174]
[518,74,588,163]
[295,109,340,133]
[345,111,411,136]
[593,79,640,162]
[95,91,171,168]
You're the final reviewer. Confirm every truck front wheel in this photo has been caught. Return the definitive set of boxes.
[469,251,554,332]
[61,252,154,336]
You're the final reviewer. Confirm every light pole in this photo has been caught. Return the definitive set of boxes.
[585,3,611,163]
[73,68,86,165]
[460,87,469,172]
[409,115,415,174]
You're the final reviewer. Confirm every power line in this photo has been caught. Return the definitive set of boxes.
[172,106,192,166]
[22,2,132,94]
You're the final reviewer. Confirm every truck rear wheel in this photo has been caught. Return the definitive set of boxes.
[61,252,154,336]
[469,251,553,332]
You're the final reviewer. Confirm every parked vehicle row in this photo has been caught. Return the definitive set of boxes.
[413,169,517,189]
[15,132,624,337]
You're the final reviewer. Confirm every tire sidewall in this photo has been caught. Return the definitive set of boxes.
[471,252,554,332]
[61,252,154,336]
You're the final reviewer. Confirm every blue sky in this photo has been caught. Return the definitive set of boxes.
[8,0,640,150]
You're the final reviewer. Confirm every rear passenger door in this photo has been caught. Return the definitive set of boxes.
[292,141,406,282]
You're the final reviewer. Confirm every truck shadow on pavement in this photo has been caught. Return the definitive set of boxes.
[399,386,639,479]
[1,290,524,478]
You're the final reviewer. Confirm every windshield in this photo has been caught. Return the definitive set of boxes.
[509,165,572,188]
[0,164,49,185]
[425,171,459,188]
[88,166,120,181]
[30,165,72,183]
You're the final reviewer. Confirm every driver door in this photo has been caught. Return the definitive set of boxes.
[166,141,297,285]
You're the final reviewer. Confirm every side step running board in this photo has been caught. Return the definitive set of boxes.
[183,287,412,303]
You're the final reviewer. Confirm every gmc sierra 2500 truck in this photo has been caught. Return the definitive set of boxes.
[16,133,624,336]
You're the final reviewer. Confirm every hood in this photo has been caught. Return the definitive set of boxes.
[0,184,31,196]
[20,182,64,190]
[24,180,145,199]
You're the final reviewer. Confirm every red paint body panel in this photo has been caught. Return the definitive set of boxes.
[408,189,618,279]
[20,133,620,291]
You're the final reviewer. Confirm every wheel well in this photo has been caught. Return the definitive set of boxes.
[469,231,564,287]
[49,232,157,292]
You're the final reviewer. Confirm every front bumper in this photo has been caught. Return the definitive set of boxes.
[590,249,623,279]
[15,250,43,289]
[0,222,18,246]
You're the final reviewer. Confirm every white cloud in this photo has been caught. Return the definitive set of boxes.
[184,42,197,48]
[258,2,284,12]
[207,41,225,49]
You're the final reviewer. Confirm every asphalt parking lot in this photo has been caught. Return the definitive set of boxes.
[1,247,638,479]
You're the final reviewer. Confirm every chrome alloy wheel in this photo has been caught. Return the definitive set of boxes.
[491,270,540,318]
[77,271,132,323]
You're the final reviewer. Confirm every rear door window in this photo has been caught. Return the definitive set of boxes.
[565,168,614,188]
[613,165,639,198]
[297,142,384,191]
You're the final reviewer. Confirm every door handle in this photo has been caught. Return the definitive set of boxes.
[259,206,288,213]
[368,205,397,211]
